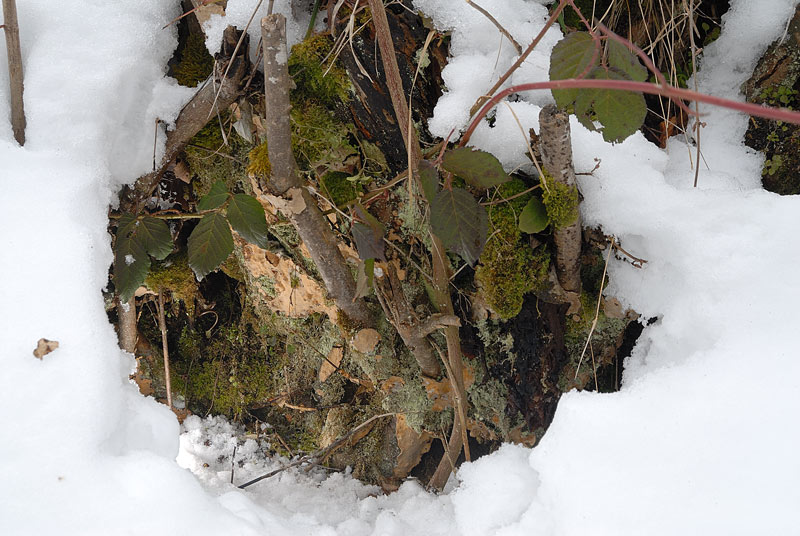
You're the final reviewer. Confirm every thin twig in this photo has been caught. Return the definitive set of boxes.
[465,0,522,54]
[157,292,174,408]
[238,413,394,488]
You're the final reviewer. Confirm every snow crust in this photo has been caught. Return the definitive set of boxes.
[1,0,799,534]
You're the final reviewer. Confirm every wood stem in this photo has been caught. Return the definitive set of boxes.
[3,0,25,145]
[157,292,173,409]
[117,296,137,354]
[260,14,372,327]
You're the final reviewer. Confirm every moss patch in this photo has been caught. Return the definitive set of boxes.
[476,179,550,319]
[541,173,579,229]
[289,33,352,106]
[174,33,214,88]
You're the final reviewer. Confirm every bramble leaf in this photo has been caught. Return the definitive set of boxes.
[441,147,510,189]
[114,234,150,302]
[430,187,487,265]
[354,258,375,300]
[519,197,549,233]
[352,205,385,261]
[606,39,647,83]
[227,194,269,249]
[197,181,230,211]
[187,213,234,279]
[137,216,173,260]
[418,160,440,203]
[549,32,597,108]
[574,69,647,143]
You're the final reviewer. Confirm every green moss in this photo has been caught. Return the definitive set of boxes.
[144,255,198,316]
[320,171,361,206]
[288,33,351,106]
[290,102,356,171]
[541,173,579,229]
[186,116,255,197]
[247,140,272,179]
[174,33,214,88]
[476,179,550,319]
[176,325,278,421]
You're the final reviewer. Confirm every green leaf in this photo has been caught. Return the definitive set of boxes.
[197,181,230,211]
[187,213,234,279]
[430,187,487,266]
[417,160,440,203]
[574,69,647,143]
[227,194,269,249]
[606,39,647,83]
[137,216,173,260]
[117,213,138,240]
[114,235,150,302]
[519,197,549,234]
[441,147,510,189]
[549,32,597,108]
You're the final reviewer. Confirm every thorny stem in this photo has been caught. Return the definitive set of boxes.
[460,79,800,147]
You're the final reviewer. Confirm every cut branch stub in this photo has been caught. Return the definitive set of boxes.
[538,104,582,294]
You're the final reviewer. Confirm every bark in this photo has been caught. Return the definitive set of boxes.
[3,0,25,145]
[157,293,173,408]
[260,14,372,327]
[117,297,137,354]
[539,104,582,294]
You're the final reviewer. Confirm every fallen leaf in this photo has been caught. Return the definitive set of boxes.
[33,338,59,359]
[264,187,307,215]
[319,346,344,382]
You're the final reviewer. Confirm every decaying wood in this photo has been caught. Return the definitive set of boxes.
[366,0,470,488]
[3,0,25,145]
[259,14,372,327]
[120,26,249,213]
[539,104,582,295]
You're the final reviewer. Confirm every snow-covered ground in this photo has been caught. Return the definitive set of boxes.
[1,0,798,534]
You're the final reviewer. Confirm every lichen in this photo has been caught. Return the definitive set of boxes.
[185,117,255,197]
[475,179,550,319]
[173,32,214,88]
[290,102,356,172]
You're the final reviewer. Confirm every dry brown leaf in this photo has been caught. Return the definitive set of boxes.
[189,0,225,25]
[319,346,344,383]
[33,338,59,359]
[393,414,433,478]
[380,376,404,394]
[173,160,192,184]
[264,187,307,215]
[352,328,381,354]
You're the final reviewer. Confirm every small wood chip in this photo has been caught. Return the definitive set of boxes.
[352,328,381,353]
[33,338,59,359]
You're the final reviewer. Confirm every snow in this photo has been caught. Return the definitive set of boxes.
[2,0,799,534]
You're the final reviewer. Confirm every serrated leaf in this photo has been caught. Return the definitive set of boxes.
[117,213,138,240]
[352,221,385,261]
[227,194,269,249]
[418,160,440,203]
[519,197,549,233]
[549,32,597,108]
[606,39,647,83]
[187,213,234,279]
[574,69,647,143]
[197,181,230,211]
[441,147,510,189]
[430,187,487,266]
[114,235,150,302]
[137,216,173,260]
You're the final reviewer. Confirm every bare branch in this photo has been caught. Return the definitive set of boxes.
[3,0,26,145]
